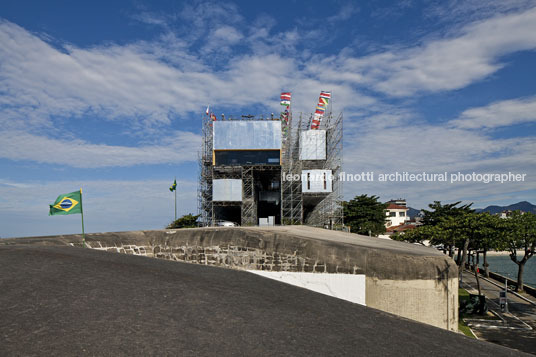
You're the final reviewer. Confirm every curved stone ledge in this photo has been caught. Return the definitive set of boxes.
[2,226,458,330]
[3,226,457,280]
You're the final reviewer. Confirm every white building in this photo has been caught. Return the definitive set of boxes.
[385,201,409,227]
[499,210,513,219]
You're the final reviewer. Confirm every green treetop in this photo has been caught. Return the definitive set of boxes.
[343,194,387,236]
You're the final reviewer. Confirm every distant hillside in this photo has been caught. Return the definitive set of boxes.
[407,207,421,219]
[475,201,536,214]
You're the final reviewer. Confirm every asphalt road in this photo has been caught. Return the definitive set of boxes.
[0,245,528,356]
[461,270,536,354]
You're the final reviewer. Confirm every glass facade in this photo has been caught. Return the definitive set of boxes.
[214,150,280,166]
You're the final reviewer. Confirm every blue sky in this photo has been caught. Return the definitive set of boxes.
[1,0,535,238]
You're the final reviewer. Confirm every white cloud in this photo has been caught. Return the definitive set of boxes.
[2,6,535,135]
[131,12,171,27]
[449,96,536,129]
[0,5,535,213]
[212,25,243,44]
[0,20,341,129]
[341,109,536,209]
[0,20,200,126]
[177,2,244,44]
[0,130,201,168]
[0,20,375,168]
[425,0,536,23]
[332,6,536,96]
[199,24,246,56]
[327,3,360,22]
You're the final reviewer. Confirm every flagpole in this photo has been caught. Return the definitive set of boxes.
[174,177,177,221]
[80,188,86,248]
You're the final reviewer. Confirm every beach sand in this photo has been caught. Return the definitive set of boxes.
[486,251,511,256]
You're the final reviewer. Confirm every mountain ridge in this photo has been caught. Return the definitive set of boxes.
[405,201,535,218]
[475,201,536,214]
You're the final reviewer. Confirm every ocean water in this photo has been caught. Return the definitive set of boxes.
[479,255,536,288]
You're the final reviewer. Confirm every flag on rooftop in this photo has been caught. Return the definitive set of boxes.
[281,92,291,100]
[280,92,291,106]
[311,91,331,129]
[49,190,82,216]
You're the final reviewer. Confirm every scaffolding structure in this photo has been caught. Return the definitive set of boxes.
[198,102,343,228]
[241,165,256,225]
[198,113,214,226]
[281,111,303,224]
[306,111,344,227]
[280,109,344,227]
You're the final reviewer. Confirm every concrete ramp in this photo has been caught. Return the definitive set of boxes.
[2,226,458,330]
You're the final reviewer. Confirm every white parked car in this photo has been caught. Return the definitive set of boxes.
[216,220,238,227]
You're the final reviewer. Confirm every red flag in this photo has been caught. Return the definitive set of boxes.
[281,92,291,100]
[320,91,331,99]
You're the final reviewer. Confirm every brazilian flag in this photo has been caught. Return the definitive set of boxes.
[169,179,177,192]
[49,190,82,216]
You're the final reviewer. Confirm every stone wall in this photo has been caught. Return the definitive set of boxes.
[2,226,458,331]
[89,241,361,274]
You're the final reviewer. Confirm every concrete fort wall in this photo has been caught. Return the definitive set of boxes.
[2,226,458,331]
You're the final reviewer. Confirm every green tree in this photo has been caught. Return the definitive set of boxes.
[167,213,200,229]
[469,213,505,278]
[343,195,387,236]
[391,224,441,246]
[440,212,502,276]
[501,211,536,292]
[395,202,513,292]
[421,201,474,264]
[421,201,474,226]
[461,213,503,294]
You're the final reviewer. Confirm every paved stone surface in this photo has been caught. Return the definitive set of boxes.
[461,271,536,354]
[0,245,527,356]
